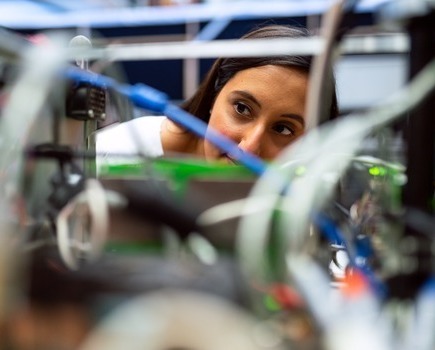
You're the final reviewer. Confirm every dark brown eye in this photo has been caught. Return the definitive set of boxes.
[234,102,251,116]
[273,124,294,136]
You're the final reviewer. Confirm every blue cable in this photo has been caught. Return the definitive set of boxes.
[313,212,387,299]
[65,67,269,175]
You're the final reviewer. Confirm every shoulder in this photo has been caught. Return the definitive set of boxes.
[161,118,200,155]
[96,116,166,158]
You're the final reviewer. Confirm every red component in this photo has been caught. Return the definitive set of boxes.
[270,283,304,309]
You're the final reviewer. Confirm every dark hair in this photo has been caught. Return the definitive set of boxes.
[181,24,339,123]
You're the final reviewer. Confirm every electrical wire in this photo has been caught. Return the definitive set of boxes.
[313,212,386,298]
[196,155,385,229]
[2,22,433,349]
[64,39,435,347]
[0,34,66,226]
[196,196,277,228]
[236,55,435,317]
[64,67,270,176]
[56,178,109,270]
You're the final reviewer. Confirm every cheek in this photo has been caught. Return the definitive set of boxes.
[268,134,303,159]
[208,111,239,140]
[203,111,240,160]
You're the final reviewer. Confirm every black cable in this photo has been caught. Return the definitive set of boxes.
[118,179,202,241]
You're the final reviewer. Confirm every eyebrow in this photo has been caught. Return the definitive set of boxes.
[282,113,305,127]
[232,90,306,127]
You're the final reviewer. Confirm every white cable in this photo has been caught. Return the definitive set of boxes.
[353,155,406,172]
[235,0,348,289]
[278,55,435,247]
[236,56,435,307]
[0,33,67,226]
[196,154,403,228]
[56,179,109,270]
[197,195,278,228]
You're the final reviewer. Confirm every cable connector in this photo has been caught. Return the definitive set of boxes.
[128,83,168,113]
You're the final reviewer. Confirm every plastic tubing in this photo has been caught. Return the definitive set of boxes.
[235,56,435,313]
[64,68,269,176]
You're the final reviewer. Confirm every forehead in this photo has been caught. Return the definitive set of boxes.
[219,65,308,109]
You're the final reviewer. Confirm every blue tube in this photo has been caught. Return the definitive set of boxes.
[163,104,268,175]
[313,212,387,299]
[64,67,269,175]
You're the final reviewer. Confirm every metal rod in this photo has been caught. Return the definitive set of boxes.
[64,33,408,62]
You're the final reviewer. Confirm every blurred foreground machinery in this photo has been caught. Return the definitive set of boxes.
[0,1,434,349]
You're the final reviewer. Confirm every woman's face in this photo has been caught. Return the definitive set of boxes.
[203,64,308,163]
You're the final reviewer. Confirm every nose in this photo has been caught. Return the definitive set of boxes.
[238,125,265,156]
